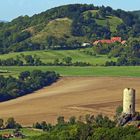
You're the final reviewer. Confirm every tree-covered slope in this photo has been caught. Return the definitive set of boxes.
[132,10,140,19]
[0,4,139,53]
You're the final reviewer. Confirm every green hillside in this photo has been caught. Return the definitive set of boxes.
[83,10,123,32]
[0,4,139,53]
[132,10,140,20]
[31,18,88,44]
[31,18,73,43]
[95,16,123,32]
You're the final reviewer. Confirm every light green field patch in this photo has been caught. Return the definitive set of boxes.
[83,10,123,32]
[96,16,123,32]
[0,49,116,65]
[0,66,140,77]
[31,18,72,43]
[31,17,88,44]
[83,10,99,16]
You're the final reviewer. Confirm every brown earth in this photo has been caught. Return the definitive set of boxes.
[0,77,140,126]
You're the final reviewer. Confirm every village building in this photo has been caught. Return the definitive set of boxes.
[93,37,126,45]
[81,42,91,47]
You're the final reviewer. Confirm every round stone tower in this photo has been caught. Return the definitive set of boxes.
[123,88,135,115]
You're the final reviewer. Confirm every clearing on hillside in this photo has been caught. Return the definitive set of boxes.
[0,77,140,126]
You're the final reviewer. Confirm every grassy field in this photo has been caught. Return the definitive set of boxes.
[0,66,140,77]
[0,49,116,65]
[0,128,44,140]
[95,16,123,32]
[31,18,72,43]
[31,17,88,44]
[83,10,123,32]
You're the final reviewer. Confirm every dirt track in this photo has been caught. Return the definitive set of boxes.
[0,77,140,126]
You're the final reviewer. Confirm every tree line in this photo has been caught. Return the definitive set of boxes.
[0,70,59,102]
[0,54,42,66]
[0,55,91,66]
[31,113,140,140]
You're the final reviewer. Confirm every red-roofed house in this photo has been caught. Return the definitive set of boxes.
[111,37,121,42]
[93,37,126,45]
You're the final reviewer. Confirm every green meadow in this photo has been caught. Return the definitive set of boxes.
[0,49,116,65]
[0,50,139,78]
[0,66,139,77]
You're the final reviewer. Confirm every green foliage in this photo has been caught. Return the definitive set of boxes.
[33,121,52,131]
[69,116,76,125]
[0,70,59,101]
[116,40,140,66]
[94,40,140,66]
[91,126,139,140]
[30,115,140,140]
[1,115,140,140]
[94,114,115,128]
[5,117,21,129]
[132,10,140,20]
[62,57,72,65]
[0,54,43,66]
[0,117,22,131]
[57,116,65,126]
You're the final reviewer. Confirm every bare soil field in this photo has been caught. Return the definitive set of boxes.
[0,77,140,126]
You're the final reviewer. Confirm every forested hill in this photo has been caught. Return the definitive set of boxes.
[132,10,140,20]
[0,4,140,53]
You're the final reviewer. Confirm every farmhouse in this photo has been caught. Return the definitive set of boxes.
[93,37,126,45]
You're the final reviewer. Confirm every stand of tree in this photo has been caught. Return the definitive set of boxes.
[52,57,91,66]
[31,114,140,140]
[0,117,21,130]
[0,55,91,66]
[93,39,140,66]
[0,70,59,102]
[0,55,43,66]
